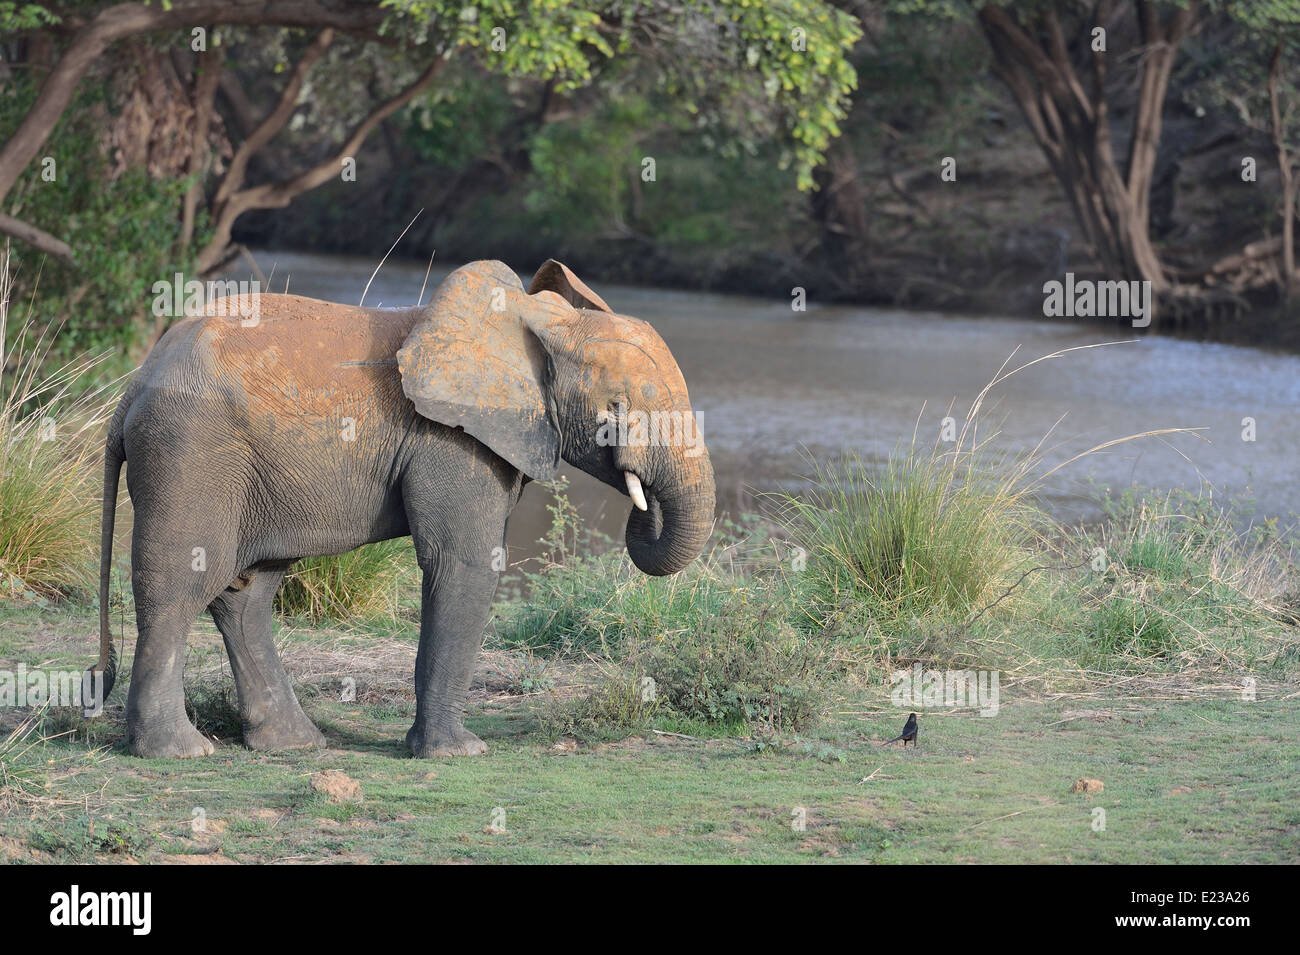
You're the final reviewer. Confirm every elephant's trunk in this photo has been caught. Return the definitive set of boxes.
[624,451,715,576]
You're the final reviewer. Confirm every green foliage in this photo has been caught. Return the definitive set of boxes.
[497,543,732,656]
[499,481,832,737]
[538,667,661,740]
[1231,0,1300,32]
[403,66,519,168]
[1068,489,1287,669]
[26,814,146,858]
[522,91,802,252]
[641,603,832,733]
[1,76,201,357]
[382,0,614,86]
[525,96,657,227]
[691,0,862,189]
[275,540,416,621]
[382,0,859,188]
[1087,594,1179,662]
[0,2,58,30]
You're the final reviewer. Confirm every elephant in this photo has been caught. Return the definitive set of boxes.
[88,259,714,758]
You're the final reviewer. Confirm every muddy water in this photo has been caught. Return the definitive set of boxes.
[242,250,1300,562]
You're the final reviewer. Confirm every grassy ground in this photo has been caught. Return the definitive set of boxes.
[2,322,1296,862]
[1,602,1296,864]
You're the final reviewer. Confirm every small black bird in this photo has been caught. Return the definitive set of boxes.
[882,712,918,747]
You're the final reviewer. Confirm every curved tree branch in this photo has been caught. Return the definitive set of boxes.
[211,28,336,213]
[0,214,74,263]
[0,0,385,210]
[195,58,443,274]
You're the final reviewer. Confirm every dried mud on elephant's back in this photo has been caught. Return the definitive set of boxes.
[202,293,418,435]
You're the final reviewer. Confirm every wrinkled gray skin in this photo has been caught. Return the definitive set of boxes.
[92,260,714,758]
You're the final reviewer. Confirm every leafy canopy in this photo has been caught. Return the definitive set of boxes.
[380,0,860,188]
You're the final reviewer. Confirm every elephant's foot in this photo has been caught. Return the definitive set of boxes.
[244,706,326,752]
[128,715,215,759]
[407,722,487,758]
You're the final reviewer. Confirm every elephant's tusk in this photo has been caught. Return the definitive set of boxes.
[624,471,649,511]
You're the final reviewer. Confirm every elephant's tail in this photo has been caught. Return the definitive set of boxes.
[88,410,125,711]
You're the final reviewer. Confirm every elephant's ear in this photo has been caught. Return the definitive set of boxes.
[528,259,612,312]
[396,260,562,480]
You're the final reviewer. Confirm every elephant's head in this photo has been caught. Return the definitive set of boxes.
[396,259,715,576]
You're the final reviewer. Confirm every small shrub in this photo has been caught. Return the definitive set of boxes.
[538,669,660,741]
[1071,489,1291,667]
[27,815,145,858]
[495,486,786,657]
[1087,591,1179,662]
[541,604,834,739]
[497,546,741,655]
[503,481,833,737]
[184,680,241,740]
[505,654,555,695]
[779,446,1041,630]
[643,603,834,734]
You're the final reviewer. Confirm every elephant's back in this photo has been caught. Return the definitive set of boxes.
[136,295,423,433]
[200,293,419,366]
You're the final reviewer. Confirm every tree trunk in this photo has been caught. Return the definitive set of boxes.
[976,3,1197,301]
[180,42,222,253]
[810,137,870,293]
[1269,42,1296,301]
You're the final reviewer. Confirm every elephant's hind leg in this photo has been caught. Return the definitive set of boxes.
[127,570,221,759]
[209,563,325,752]
[126,605,217,758]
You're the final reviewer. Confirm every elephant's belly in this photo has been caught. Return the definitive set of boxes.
[236,472,411,566]
[238,513,411,567]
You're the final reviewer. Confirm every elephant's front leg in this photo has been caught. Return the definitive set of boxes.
[406,553,500,758]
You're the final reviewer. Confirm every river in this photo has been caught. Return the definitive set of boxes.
[241,249,1300,560]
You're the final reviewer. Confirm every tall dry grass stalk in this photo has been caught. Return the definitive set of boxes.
[0,242,121,598]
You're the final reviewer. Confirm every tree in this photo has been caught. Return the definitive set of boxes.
[1218,2,1300,301]
[191,31,442,273]
[973,1,1201,295]
[1,0,861,274]
[867,1,1215,320]
[0,1,388,262]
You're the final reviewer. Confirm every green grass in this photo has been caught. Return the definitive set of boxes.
[275,540,418,622]
[494,481,755,657]
[1060,489,1293,672]
[495,497,839,737]
[0,601,1296,864]
[493,474,1295,728]
[779,444,1041,629]
[0,348,1296,862]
